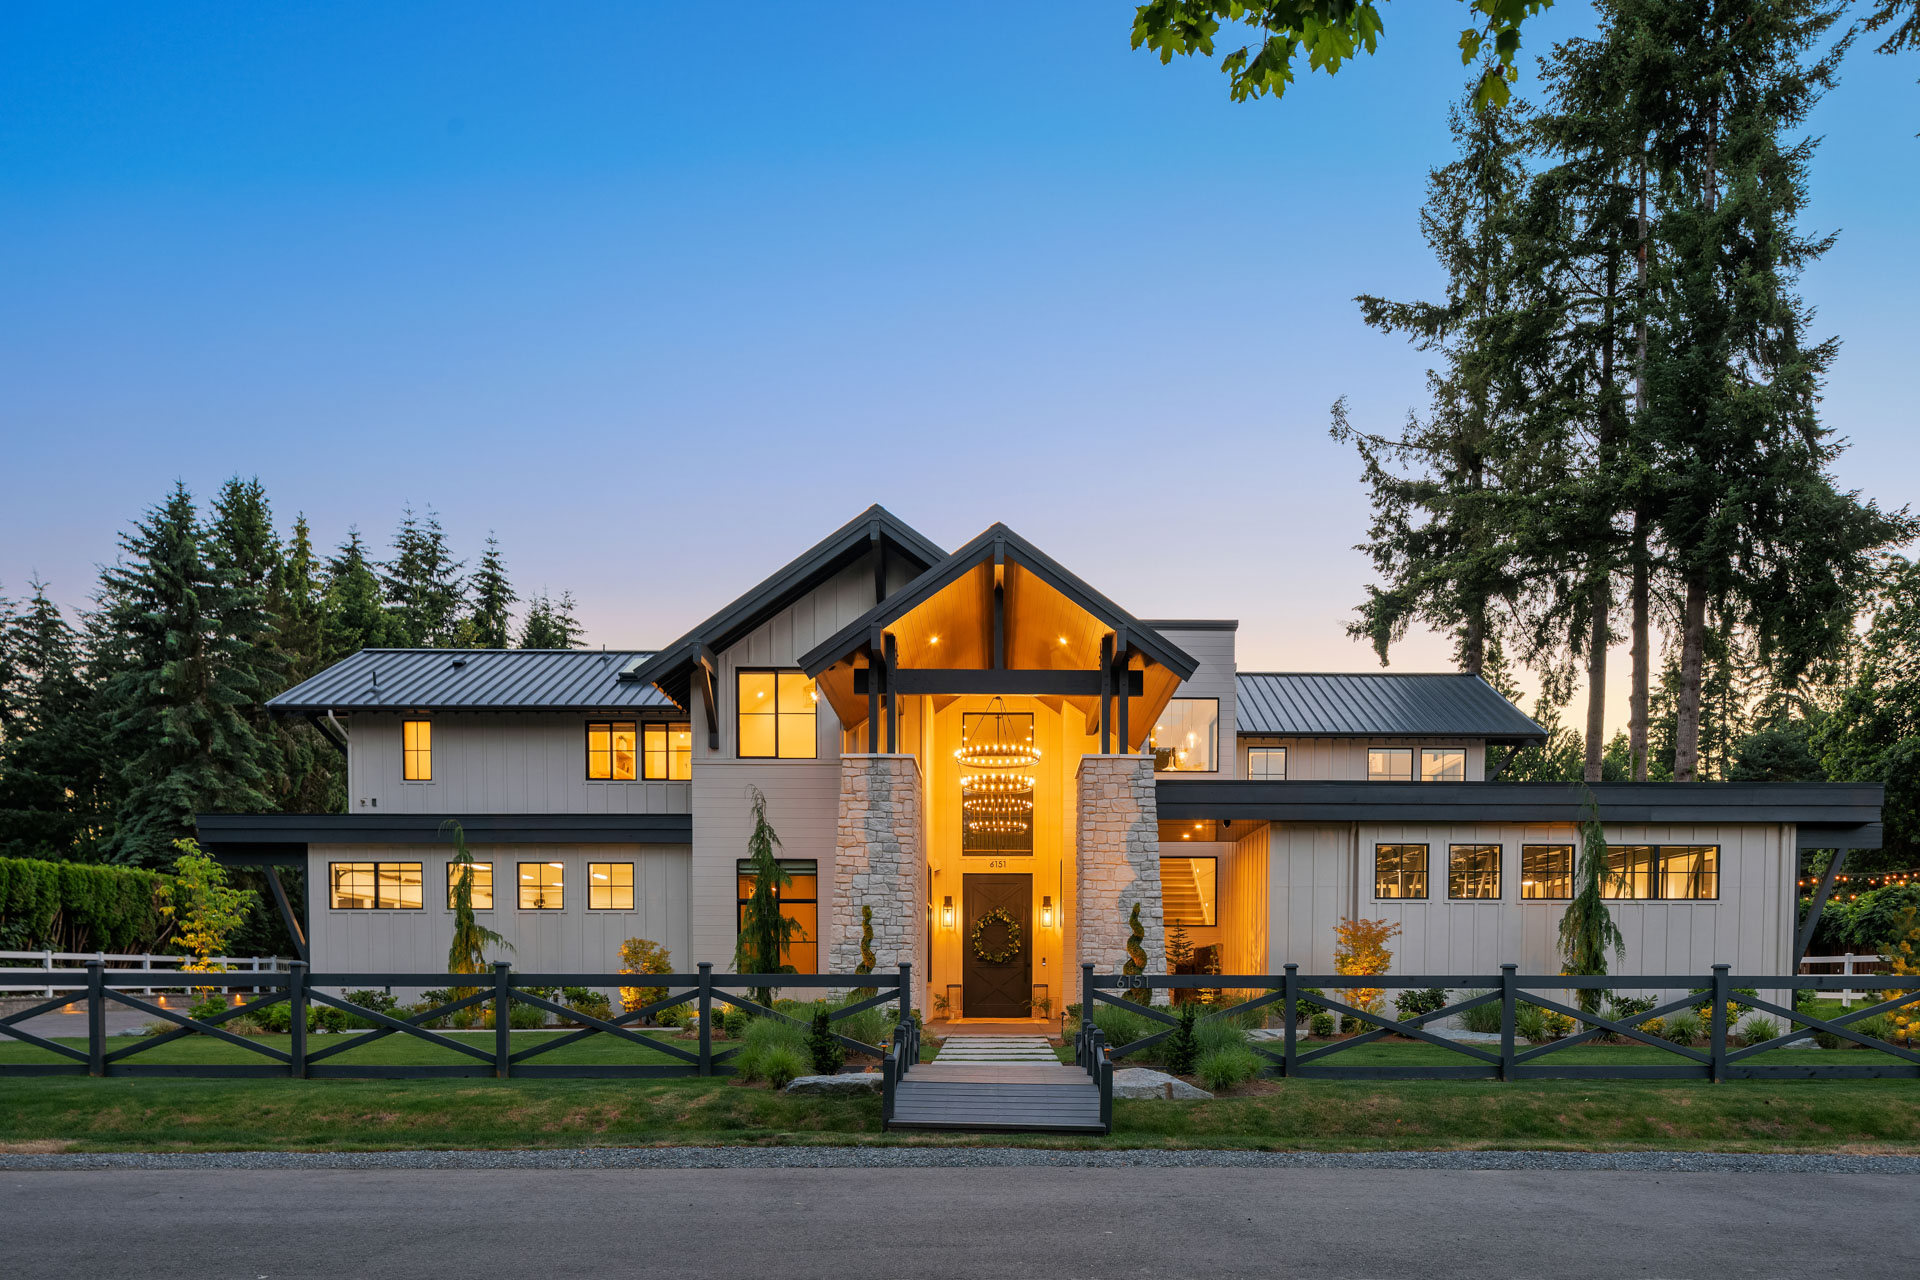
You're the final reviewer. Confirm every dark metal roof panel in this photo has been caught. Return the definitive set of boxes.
[1234,673,1546,741]
[265,649,672,713]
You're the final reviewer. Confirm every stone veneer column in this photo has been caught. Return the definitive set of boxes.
[829,754,925,1008]
[1074,753,1164,987]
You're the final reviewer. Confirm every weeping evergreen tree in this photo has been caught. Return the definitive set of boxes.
[1559,798,1626,1015]
[445,820,511,1000]
[733,786,795,1007]
[462,535,517,649]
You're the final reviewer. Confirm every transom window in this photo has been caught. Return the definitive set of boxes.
[445,861,493,910]
[1367,747,1466,781]
[588,862,634,910]
[737,671,818,759]
[1603,845,1718,901]
[1374,844,1429,899]
[1150,698,1219,772]
[644,722,693,779]
[1448,844,1501,899]
[519,861,565,910]
[1521,845,1574,899]
[736,860,818,973]
[330,862,423,910]
[402,720,432,781]
[586,721,638,779]
[1247,747,1288,780]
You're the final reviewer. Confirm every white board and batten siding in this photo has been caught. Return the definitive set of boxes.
[306,843,691,994]
[1236,737,1487,782]
[345,712,692,816]
[1257,821,1797,981]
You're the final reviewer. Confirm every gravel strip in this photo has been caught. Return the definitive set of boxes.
[4,1147,1917,1174]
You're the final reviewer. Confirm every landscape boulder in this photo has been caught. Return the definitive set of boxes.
[783,1072,883,1096]
[1111,1068,1212,1100]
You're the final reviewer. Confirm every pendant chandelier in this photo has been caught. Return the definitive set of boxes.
[955,697,1040,770]
[966,814,1031,834]
[961,772,1034,798]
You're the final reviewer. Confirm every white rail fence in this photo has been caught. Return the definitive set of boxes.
[0,951,292,999]
[1800,953,1894,1007]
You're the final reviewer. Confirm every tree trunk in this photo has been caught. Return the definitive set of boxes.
[1584,578,1610,782]
[1461,609,1485,678]
[1629,519,1651,782]
[1674,575,1708,782]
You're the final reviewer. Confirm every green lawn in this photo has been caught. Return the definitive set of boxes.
[3,1031,1919,1155]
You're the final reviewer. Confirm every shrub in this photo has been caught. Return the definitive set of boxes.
[733,1015,810,1082]
[0,854,174,953]
[808,1007,846,1075]
[722,1007,749,1039]
[254,1001,292,1033]
[1338,1013,1365,1035]
[618,937,674,1015]
[828,998,891,1053]
[1292,987,1326,1023]
[508,999,546,1029]
[343,988,398,1016]
[1813,1026,1843,1050]
[1308,1011,1335,1038]
[1162,1004,1201,1076]
[1456,991,1502,1034]
[760,1044,809,1090]
[1194,1009,1250,1059]
[1738,1015,1779,1045]
[563,987,613,1024]
[1332,916,1400,1016]
[1600,994,1657,1042]
[1515,1004,1574,1045]
[1854,1014,1897,1045]
[1196,1044,1260,1092]
[227,1016,264,1036]
[1091,1003,1152,1055]
[1394,987,1448,1020]
[1660,1012,1701,1046]
[312,1004,350,1034]
[188,994,230,1025]
[655,1004,688,1030]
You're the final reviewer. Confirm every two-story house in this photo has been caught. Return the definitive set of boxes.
[199,506,1885,1016]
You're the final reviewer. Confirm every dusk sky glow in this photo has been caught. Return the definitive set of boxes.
[4,2,1915,732]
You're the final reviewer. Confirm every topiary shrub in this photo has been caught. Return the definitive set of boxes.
[808,1007,846,1075]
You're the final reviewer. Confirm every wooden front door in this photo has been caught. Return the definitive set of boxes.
[962,873,1031,1019]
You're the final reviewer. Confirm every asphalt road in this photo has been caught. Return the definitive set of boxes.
[6,1164,1912,1278]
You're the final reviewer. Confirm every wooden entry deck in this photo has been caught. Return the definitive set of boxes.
[888,1036,1104,1134]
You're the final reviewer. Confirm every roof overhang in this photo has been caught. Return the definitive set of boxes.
[1155,780,1884,849]
[195,812,693,858]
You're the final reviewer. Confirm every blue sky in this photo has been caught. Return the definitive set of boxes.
[3,2,1915,726]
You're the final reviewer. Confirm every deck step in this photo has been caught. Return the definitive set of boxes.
[892,1036,1104,1134]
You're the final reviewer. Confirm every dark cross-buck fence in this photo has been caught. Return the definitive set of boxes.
[0,961,921,1118]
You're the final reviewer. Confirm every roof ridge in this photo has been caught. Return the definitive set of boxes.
[1236,671,1482,678]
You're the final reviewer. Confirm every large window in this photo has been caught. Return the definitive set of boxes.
[1421,748,1466,781]
[402,720,432,781]
[1520,845,1573,899]
[1603,845,1656,900]
[445,861,493,910]
[1448,844,1501,899]
[1247,747,1288,780]
[330,862,423,910]
[518,861,565,910]
[961,711,1034,855]
[1599,845,1717,900]
[586,721,638,780]
[588,862,634,910]
[1375,844,1428,899]
[643,722,693,779]
[737,671,818,759]
[1161,856,1217,926]
[1368,747,1413,781]
[736,859,817,972]
[1368,746,1465,781]
[1150,698,1218,772]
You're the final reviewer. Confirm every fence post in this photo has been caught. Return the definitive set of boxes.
[897,962,912,1028]
[493,962,512,1079]
[1843,953,1856,1007]
[288,961,308,1079]
[1709,963,1730,1084]
[1282,963,1298,1078]
[86,959,106,1077]
[1081,962,1096,1061]
[697,962,713,1076]
[1499,963,1517,1082]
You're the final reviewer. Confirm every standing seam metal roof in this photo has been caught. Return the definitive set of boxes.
[264,649,672,712]
[1233,673,1546,741]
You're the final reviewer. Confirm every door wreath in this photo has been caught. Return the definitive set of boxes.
[970,906,1022,964]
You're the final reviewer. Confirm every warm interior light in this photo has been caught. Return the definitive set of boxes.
[1040,895,1054,928]
[1058,636,1067,645]
[929,635,939,645]
[955,696,1041,769]
[941,895,955,930]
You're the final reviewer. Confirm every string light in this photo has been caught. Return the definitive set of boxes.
[955,697,1040,770]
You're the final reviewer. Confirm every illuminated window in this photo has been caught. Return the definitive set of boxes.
[962,711,1035,855]
[329,861,422,910]
[586,721,638,780]
[643,722,693,779]
[1248,747,1287,780]
[1368,748,1413,781]
[1421,748,1466,781]
[736,860,818,972]
[519,861,565,910]
[1520,845,1574,899]
[1150,698,1218,772]
[1160,856,1217,926]
[1603,845,1656,900]
[736,670,818,759]
[402,720,432,781]
[588,862,634,910]
[445,861,493,910]
[1374,844,1428,899]
[1448,844,1501,899]
[1660,846,1718,900]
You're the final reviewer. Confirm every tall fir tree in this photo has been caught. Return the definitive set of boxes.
[461,535,517,649]
[0,581,108,858]
[322,529,390,662]
[518,589,582,649]
[274,514,326,684]
[382,507,466,647]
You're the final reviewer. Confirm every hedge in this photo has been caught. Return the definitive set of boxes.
[0,855,175,954]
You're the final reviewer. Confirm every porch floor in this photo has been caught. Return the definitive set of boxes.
[889,1036,1104,1134]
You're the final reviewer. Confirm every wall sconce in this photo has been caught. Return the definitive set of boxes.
[1040,896,1054,929]
[941,896,955,930]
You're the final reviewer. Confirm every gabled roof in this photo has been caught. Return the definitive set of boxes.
[265,648,672,714]
[797,523,1198,681]
[624,504,947,710]
[1234,672,1546,744]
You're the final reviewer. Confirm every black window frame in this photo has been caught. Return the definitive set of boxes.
[642,721,694,780]
[585,720,639,781]
[1150,697,1220,773]
[401,719,433,782]
[1246,746,1288,780]
[1447,843,1502,900]
[735,668,818,760]
[329,860,426,911]
[517,860,567,911]
[445,860,494,911]
[587,861,635,911]
[736,858,819,973]
[1520,844,1574,900]
[1374,843,1429,900]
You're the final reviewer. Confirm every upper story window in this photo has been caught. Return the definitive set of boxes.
[330,861,423,910]
[1422,748,1466,781]
[586,721,638,780]
[737,671,817,759]
[1368,746,1466,781]
[1247,747,1287,780]
[1603,845,1718,901]
[644,722,693,779]
[402,720,433,781]
[1150,698,1218,772]
[446,861,493,910]
[1368,747,1413,781]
